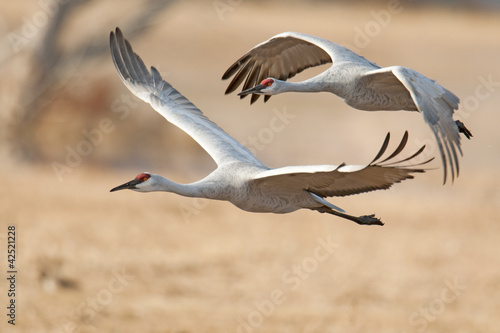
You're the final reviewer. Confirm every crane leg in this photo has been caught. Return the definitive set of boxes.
[314,207,384,226]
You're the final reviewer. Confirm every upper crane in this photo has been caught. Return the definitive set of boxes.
[222,32,472,184]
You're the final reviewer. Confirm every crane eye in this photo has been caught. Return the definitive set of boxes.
[260,78,274,87]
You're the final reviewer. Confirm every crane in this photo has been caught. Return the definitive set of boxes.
[222,32,472,184]
[109,28,431,226]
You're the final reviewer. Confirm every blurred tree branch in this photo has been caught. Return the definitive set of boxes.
[3,0,176,161]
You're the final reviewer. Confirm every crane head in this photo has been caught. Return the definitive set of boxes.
[238,78,276,96]
[110,173,152,192]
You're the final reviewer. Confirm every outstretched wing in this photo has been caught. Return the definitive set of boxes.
[363,66,462,184]
[222,32,340,104]
[110,28,263,167]
[250,131,431,197]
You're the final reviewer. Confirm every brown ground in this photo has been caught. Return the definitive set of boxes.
[1,1,500,332]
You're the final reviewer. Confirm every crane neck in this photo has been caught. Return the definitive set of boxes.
[277,75,342,95]
[278,80,322,93]
[156,177,197,197]
[148,175,220,200]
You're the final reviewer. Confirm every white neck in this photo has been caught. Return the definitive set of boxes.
[144,175,220,200]
[153,176,199,197]
[275,76,340,94]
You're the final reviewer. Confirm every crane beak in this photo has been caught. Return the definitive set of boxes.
[110,178,141,192]
[238,84,265,96]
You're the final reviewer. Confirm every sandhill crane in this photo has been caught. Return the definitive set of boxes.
[222,32,472,184]
[109,28,431,226]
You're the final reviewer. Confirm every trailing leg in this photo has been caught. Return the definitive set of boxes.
[313,206,384,226]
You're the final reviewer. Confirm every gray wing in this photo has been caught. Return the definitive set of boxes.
[222,32,333,104]
[110,28,263,167]
[364,66,462,184]
[250,132,431,197]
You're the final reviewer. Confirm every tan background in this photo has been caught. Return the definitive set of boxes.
[1,1,499,332]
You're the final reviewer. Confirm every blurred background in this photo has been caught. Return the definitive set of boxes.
[0,0,499,332]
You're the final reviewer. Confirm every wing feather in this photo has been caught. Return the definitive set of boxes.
[250,132,428,198]
[110,28,263,167]
[223,33,333,103]
[363,66,462,184]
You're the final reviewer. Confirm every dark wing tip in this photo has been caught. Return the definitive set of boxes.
[114,27,124,40]
[250,94,260,104]
[369,132,391,165]
[222,36,332,102]
[371,131,433,170]
[377,130,409,164]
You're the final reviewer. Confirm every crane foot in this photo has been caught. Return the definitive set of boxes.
[356,214,384,226]
[456,120,473,140]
